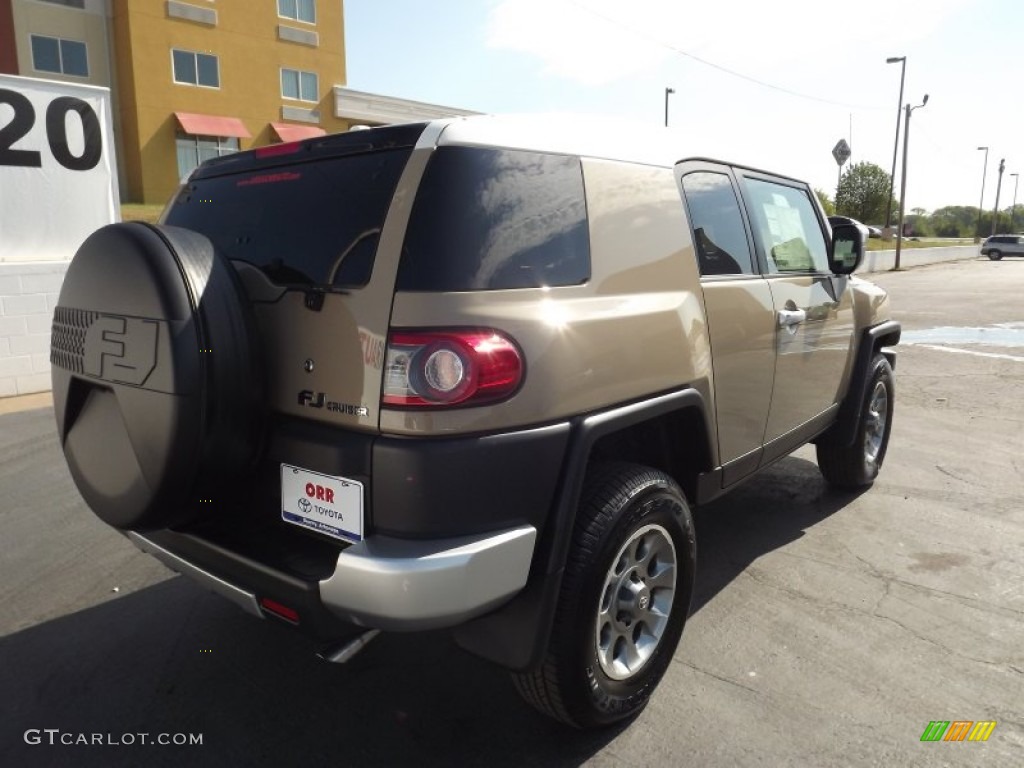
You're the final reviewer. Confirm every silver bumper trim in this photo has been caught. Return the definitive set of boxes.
[126,532,264,619]
[319,525,537,631]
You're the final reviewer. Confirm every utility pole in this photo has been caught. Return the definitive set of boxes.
[975,147,989,242]
[884,56,906,231]
[664,87,675,128]
[991,158,1005,235]
[1010,173,1020,232]
[895,95,928,270]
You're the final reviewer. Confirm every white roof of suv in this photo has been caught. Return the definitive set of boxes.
[432,113,770,174]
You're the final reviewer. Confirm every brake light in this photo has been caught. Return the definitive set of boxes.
[382,330,523,407]
[254,141,303,159]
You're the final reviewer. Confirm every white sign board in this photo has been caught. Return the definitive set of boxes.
[0,74,119,263]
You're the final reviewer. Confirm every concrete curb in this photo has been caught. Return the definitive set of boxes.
[0,391,53,416]
[856,245,979,273]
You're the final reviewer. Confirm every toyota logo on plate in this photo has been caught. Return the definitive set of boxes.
[298,498,311,513]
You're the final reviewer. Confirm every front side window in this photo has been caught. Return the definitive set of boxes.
[742,178,829,274]
[281,68,318,101]
[172,49,220,88]
[278,0,316,23]
[31,35,88,77]
[175,134,238,181]
[680,171,755,276]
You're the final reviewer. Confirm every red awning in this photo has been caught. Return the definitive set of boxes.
[271,122,327,142]
[175,111,251,139]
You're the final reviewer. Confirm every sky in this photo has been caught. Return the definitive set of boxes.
[344,0,1023,217]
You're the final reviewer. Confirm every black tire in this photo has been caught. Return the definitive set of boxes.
[817,353,894,488]
[988,250,1003,261]
[512,463,696,728]
[51,222,263,531]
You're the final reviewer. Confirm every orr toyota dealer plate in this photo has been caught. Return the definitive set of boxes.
[281,464,363,542]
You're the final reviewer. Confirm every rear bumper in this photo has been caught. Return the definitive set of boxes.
[127,531,263,618]
[320,525,536,630]
[128,523,537,633]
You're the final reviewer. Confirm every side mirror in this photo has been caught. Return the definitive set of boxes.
[827,216,867,275]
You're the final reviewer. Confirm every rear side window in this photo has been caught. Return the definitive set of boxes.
[397,147,590,291]
[680,171,755,276]
[165,149,412,289]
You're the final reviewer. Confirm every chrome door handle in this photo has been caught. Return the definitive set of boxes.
[778,309,807,328]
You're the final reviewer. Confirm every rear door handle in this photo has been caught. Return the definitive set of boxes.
[778,309,807,328]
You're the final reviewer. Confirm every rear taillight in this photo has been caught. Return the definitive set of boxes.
[382,330,523,407]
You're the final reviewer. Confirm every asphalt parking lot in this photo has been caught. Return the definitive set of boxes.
[1,256,1021,767]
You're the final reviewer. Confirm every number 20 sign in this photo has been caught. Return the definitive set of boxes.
[0,74,119,263]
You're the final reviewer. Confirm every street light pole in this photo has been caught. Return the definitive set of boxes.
[991,158,1005,236]
[885,56,906,232]
[975,146,989,242]
[894,94,928,271]
[1010,173,1020,232]
[664,87,675,128]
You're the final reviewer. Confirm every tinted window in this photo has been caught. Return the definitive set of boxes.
[173,49,219,87]
[680,172,755,275]
[165,149,413,289]
[398,147,590,291]
[31,36,61,73]
[60,39,88,76]
[742,178,829,273]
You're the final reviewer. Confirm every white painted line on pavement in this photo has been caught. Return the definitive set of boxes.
[917,345,1024,363]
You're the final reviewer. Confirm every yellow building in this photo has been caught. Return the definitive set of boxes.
[2,0,475,204]
[113,0,350,202]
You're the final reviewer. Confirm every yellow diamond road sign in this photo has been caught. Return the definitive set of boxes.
[833,139,851,166]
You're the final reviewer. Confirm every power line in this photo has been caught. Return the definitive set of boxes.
[567,0,885,111]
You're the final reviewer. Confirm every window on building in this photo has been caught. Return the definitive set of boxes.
[281,68,318,102]
[172,49,220,88]
[278,0,316,24]
[30,35,89,77]
[37,0,86,8]
[176,134,239,181]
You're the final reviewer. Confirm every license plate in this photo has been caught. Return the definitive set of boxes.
[280,464,363,543]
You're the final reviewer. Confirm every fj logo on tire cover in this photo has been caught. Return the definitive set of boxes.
[83,314,159,386]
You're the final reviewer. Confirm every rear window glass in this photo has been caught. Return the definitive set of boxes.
[397,147,590,291]
[164,149,412,289]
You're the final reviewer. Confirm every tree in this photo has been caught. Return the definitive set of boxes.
[835,162,892,225]
[814,188,835,216]
[930,206,982,237]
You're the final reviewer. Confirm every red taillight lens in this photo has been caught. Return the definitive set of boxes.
[259,597,299,624]
[254,141,302,159]
[382,330,523,407]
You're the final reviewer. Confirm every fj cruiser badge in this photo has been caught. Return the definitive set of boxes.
[297,390,369,417]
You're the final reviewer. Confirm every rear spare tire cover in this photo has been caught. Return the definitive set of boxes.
[50,222,262,530]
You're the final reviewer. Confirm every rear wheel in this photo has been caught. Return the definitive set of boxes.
[988,250,1003,261]
[817,353,894,488]
[512,463,695,728]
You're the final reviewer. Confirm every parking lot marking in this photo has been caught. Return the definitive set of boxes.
[917,345,1024,363]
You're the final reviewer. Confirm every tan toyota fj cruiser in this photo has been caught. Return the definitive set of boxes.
[51,115,899,728]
